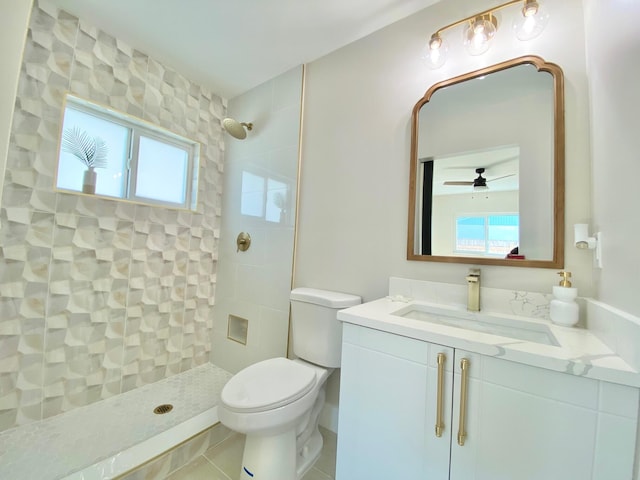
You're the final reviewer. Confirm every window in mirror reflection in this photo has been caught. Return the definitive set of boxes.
[241,170,291,224]
[265,178,288,223]
[455,214,519,256]
[241,171,266,217]
[55,94,199,210]
[422,144,520,257]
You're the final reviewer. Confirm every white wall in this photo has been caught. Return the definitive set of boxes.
[211,66,303,373]
[0,0,33,206]
[297,0,593,300]
[296,0,594,418]
[584,0,640,317]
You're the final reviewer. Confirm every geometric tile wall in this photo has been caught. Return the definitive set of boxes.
[0,0,226,432]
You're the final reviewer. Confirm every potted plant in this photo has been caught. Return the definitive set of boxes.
[61,126,108,194]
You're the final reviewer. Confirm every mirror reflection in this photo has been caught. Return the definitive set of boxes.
[424,144,520,257]
[408,56,564,268]
[240,168,294,225]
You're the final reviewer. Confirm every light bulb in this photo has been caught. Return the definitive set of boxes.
[464,15,497,56]
[422,33,448,69]
[428,33,442,50]
[513,0,549,41]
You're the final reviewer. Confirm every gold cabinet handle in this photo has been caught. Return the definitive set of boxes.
[457,358,470,446]
[435,352,446,437]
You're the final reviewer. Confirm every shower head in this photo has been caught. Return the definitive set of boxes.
[222,117,253,139]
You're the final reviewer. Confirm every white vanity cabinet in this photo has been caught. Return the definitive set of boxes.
[336,322,453,479]
[336,323,639,480]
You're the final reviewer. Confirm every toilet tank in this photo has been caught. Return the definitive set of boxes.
[290,288,361,368]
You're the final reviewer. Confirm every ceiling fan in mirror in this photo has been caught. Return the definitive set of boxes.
[443,167,515,189]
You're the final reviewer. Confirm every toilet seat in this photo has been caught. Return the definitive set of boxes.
[221,358,316,413]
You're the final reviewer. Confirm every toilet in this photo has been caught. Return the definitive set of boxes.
[218,288,361,480]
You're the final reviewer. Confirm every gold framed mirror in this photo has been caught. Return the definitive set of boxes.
[407,55,564,268]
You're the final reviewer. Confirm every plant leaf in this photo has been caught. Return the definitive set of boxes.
[91,137,109,168]
[61,126,109,169]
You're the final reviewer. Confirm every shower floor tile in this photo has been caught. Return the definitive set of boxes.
[0,363,232,480]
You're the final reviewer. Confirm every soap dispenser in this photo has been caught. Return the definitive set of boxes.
[550,271,579,327]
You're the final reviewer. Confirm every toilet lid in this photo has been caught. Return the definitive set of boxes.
[221,358,316,413]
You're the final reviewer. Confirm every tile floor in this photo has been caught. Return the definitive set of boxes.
[166,427,337,480]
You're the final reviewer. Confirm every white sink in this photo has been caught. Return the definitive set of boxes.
[391,303,559,346]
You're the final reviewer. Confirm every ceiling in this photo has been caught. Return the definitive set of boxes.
[432,145,520,196]
[48,0,442,99]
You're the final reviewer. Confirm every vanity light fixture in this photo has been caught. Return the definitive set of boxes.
[464,14,498,56]
[513,0,550,40]
[423,0,549,69]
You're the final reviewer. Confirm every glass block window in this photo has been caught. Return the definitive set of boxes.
[55,94,200,210]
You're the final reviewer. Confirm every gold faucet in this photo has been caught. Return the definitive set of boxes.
[466,268,481,312]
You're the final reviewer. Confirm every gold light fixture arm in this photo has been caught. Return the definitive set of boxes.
[424,0,547,68]
[432,0,522,37]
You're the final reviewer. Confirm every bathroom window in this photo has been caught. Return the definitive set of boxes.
[455,214,519,256]
[55,94,200,210]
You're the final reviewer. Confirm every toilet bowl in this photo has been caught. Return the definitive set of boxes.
[218,357,329,436]
[218,358,330,479]
[218,288,361,480]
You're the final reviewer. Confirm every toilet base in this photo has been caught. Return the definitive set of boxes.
[239,427,324,480]
[296,427,323,478]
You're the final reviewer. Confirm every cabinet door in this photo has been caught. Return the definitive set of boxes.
[336,324,452,480]
[449,351,638,480]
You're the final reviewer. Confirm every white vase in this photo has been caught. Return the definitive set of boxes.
[83,167,96,194]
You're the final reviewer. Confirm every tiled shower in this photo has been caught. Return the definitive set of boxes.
[0,0,226,432]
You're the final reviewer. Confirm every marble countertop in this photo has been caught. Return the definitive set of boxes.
[338,297,640,388]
